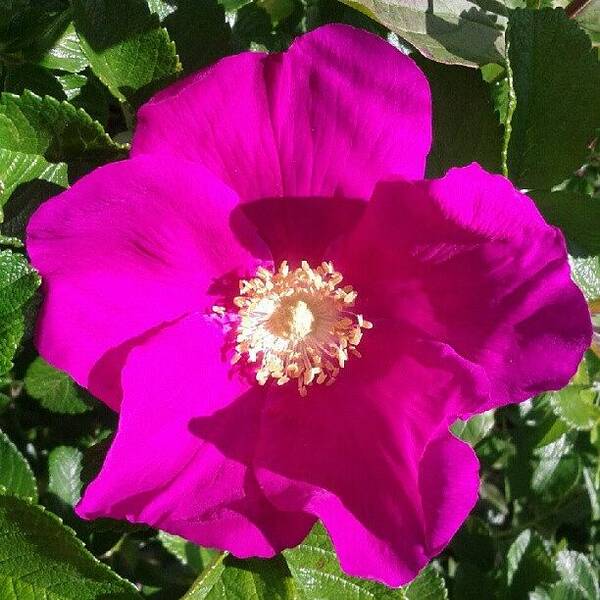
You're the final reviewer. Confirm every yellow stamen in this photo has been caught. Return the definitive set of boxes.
[215,260,372,395]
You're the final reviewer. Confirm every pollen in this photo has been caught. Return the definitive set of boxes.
[217,260,372,396]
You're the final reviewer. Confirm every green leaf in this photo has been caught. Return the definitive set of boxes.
[453,562,495,600]
[554,550,600,600]
[549,387,600,431]
[1,180,64,241]
[506,530,558,599]
[24,357,90,414]
[4,64,66,99]
[158,531,217,573]
[218,0,252,11]
[531,191,600,255]
[0,428,37,502]
[583,466,600,521]
[417,57,502,178]
[0,91,126,162]
[531,434,574,492]
[148,0,177,20]
[0,0,70,54]
[570,254,600,301]
[65,73,112,127]
[0,250,40,375]
[48,446,83,507]
[303,0,386,39]
[257,0,295,23]
[58,73,89,101]
[0,494,140,598]
[547,582,590,600]
[574,0,600,47]
[505,8,600,189]
[451,410,496,446]
[284,523,402,598]
[451,517,496,571]
[0,148,67,208]
[284,522,447,599]
[34,23,89,73]
[403,567,448,600]
[159,0,231,75]
[183,553,294,599]
[339,0,507,67]
[72,0,181,105]
[0,318,26,379]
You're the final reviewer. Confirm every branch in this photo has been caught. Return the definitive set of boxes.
[565,0,593,18]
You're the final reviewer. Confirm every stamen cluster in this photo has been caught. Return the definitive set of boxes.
[220,260,372,396]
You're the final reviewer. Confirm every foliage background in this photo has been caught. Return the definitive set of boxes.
[0,0,599,598]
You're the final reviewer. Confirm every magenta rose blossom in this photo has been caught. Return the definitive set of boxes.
[26,25,591,586]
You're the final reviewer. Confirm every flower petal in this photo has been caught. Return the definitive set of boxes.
[331,163,591,412]
[76,314,315,556]
[27,155,268,408]
[191,326,485,586]
[237,196,366,265]
[132,24,431,201]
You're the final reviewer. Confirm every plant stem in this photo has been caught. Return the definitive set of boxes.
[565,0,593,18]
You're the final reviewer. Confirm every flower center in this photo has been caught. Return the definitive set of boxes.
[220,260,372,396]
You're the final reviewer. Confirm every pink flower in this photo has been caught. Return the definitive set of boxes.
[26,25,591,586]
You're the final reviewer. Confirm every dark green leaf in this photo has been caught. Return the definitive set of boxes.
[160,0,231,75]
[506,530,558,599]
[0,149,67,209]
[47,70,113,128]
[58,73,89,101]
[1,179,64,241]
[183,553,294,599]
[404,567,448,600]
[0,91,126,162]
[0,494,140,598]
[555,550,599,600]
[451,517,496,571]
[531,191,600,255]
[0,0,70,54]
[505,8,600,189]
[531,434,574,492]
[0,250,40,375]
[0,428,37,501]
[339,0,507,67]
[284,523,403,598]
[4,64,66,99]
[453,562,496,600]
[452,410,496,446]
[24,357,90,414]
[549,387,600,431]
[48,446,83,507]
[419,57,502,178]
[158,531,217,573]
[34,23,89,73]
[548,581,590,600]
[284,522,447,599]
[72,0,181,105]
[570,254,600,301]
[257,0,295,23]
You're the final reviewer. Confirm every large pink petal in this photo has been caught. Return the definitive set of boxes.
[191,326,485,585]
[27,155,269,409]
[236,196,366,265]
[77,315,315,556]
[132,24,431,201]
[330,163,591,413]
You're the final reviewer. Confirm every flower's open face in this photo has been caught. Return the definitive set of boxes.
[219,260,372,395]
[26,24,591,587]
